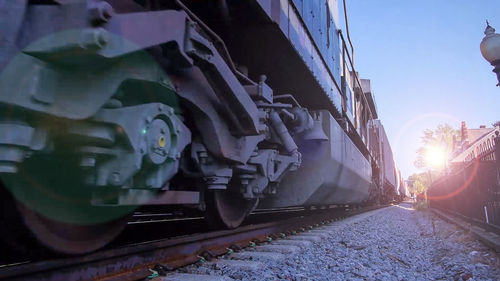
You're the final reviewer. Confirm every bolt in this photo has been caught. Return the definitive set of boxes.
[145,117,152,124]
[95,30,109,47]
[81,28,109,49]
[160,128,166,134]
[88,1,114,23]
[110,172,120,185]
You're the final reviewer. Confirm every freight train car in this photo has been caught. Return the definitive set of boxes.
[0,0,401,255]
[370,119,398,201]
[395,167,410,201]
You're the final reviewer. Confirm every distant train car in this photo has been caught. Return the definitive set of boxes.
[370,120,398,202]
[395,167,409,201]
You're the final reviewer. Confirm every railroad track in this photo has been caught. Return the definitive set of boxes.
[0,205,388,281]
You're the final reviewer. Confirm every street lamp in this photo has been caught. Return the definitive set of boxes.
[480,21,500,86]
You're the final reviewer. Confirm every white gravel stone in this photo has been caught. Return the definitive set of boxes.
[211,260,263,271]
[230,251,285,262]
[300,232,330,239]
[272,239,313,248]
[254,244,301,254]
[177,204,500,280]
[159,273,233,281]
[309,230,335,235]
[287,235,323,243]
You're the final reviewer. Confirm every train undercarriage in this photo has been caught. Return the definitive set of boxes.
[0,0,390,255]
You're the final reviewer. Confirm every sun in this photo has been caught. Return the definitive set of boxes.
[425,145,446,169]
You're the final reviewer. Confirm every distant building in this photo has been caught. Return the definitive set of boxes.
[449,121,498,169]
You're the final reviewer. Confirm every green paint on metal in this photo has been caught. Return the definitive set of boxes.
[147,269,159,279]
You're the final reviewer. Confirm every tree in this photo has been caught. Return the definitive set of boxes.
[408,171,440,195]
[413,124,460,170]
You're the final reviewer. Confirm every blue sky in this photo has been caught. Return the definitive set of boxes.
[345,0,500,178]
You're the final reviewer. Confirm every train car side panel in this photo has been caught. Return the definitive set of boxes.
[261,110,372,208]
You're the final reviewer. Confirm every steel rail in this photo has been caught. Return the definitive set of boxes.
[0,205,387,281]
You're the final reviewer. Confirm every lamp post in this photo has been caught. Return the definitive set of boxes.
[480,21,500,86]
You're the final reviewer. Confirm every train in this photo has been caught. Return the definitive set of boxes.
[0,0,403,255]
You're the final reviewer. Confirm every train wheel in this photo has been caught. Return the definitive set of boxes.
[0,159,134,255]
[204,190,258,229]
[16,203,130,255]
[0,180,132,256]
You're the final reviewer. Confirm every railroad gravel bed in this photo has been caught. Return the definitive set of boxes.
[171,204,500,281]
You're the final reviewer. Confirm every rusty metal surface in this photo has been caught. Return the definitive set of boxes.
[0,205,386,281]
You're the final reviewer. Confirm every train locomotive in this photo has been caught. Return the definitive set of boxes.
[0,0,402,255]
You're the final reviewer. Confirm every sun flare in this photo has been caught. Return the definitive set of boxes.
[425,145,446,169]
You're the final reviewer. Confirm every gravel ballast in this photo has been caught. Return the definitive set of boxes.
[171,204,500,281]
